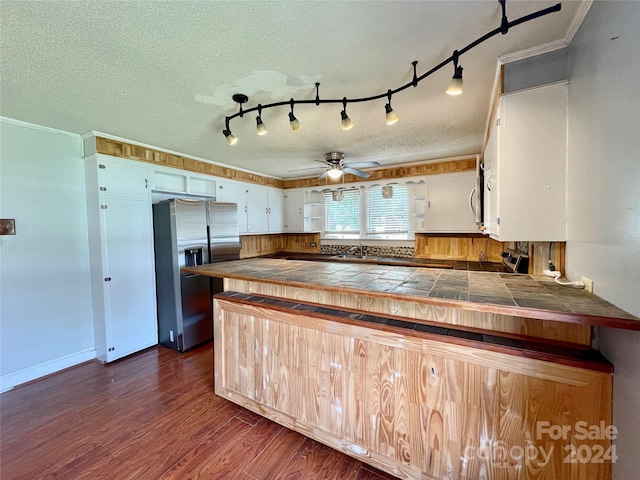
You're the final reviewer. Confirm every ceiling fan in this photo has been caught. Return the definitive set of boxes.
[289,152,380,179]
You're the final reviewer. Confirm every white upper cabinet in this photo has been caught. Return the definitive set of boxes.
[284,189,304,232]
[217,180,249,233]
[100,157,150,199]
[484,82,567,241]
[246,185,269,233]
[151,165,216,197]
[412,171,478,233]
[425,172,478,233]
[217,181,284,234]
[266,187,284,233]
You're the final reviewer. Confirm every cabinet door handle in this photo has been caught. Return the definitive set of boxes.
[244,206,247,213]
[427,201,431,209]
[469,186,476,215]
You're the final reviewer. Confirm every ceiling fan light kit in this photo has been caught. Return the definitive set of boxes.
[220,0,561,144]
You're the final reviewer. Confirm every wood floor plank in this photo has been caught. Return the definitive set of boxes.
[243,425,307,480]
[315,447,362,479]
[276,437,335,480]
[0,343,399,480]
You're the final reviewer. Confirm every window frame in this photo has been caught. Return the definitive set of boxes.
[322,184,413,240]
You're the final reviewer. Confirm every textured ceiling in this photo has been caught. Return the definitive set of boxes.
[1,1,583,179]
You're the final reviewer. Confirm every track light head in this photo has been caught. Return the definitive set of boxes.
[256,116,268,135]
[256,105,268,135]
[446,65,464,96]
[385,104,399,125]
[223,129,238,145]
[447,51,464,96]
[340,110,353,130]
[340,98,353,130]
[289,99,301,131]
[289,112,301,131]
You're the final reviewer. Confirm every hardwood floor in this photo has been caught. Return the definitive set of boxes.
[0,343,397,480]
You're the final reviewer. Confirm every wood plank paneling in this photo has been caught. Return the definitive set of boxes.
[530,241,566,276]
[214,298,612,480]
[415,234,505,262]
[94,136,286,188]
[283,157,477,189]
[240,233,321,258]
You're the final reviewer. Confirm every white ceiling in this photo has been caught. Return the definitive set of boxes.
[1,1,584,179]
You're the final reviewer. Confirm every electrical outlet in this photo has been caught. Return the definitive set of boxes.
[582,276,594,293]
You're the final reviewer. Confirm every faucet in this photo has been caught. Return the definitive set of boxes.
[349,243,364,258]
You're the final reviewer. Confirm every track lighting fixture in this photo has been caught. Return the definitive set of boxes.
[256,105,268,135]
[223,129,237,146]
[446,50,464,96]
[340,98,353,131]
[220,1,561,144]
[385,90,399,125]
[288,99,301,131]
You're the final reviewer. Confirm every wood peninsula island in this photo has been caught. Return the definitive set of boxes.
[183,257,639,480]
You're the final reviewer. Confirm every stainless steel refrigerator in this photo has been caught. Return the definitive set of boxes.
[152,199,240,352]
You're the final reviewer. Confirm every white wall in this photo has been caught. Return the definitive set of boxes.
[566,2,640,479]
[0,118,95,391]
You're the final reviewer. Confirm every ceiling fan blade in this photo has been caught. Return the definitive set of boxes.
[344,161,380,168]
[314,159,330,165]
[318,171,329,180]
[343,167,371,178]
[287,166,326,172]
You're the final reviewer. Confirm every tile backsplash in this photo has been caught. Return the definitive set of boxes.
[321,244,414,258]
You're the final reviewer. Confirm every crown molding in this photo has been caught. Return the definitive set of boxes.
[1,116,81,139]
[499,39,567,64]
[499,0,594,64]
[564,0,593,45]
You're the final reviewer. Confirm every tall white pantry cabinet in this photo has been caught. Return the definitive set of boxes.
[85,154,158,362]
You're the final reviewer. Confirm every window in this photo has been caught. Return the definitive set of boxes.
[365,185,409,239]
[323,184,410,239]
[324,189,360,238]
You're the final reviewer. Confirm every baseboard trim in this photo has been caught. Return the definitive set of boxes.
[0,347,96,393]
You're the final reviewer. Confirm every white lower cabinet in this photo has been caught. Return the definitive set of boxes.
[85,155,158,362]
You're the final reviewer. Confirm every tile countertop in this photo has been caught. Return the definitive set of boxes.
[184,257,640,331]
